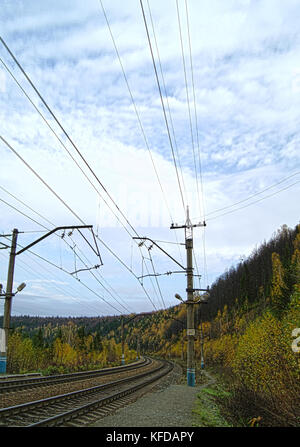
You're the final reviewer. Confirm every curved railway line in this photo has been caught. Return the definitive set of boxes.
[0,357,149,394]
[0,358,173,427]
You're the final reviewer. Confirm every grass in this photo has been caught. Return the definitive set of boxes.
[171,359,240,426]
[192,380,234,427]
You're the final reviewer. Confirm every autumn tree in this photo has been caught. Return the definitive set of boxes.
[270,252,289,317]
[290,227,300,293]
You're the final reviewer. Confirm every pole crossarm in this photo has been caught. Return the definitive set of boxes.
[77,228,102,264]
[186,287,209,293]
[133,237,186,271]
[70,265,101,275]
[15,225,92,255]
[15,226,102,265]
[138,270,186,280]
[1,225,100,373]
[170,221,206,230]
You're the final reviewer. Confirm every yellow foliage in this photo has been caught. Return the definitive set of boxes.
[232,312,293,396]
[270,253,287,311]
[7,332,47,372]
[53,338,78,367]
[203,292,299,404]
[203,333,238,368]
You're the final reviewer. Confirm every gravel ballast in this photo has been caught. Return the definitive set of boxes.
[91,363,208,427]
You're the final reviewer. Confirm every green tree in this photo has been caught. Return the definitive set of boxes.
[32,328,44,348]
[75,325,86,352]
[93,330,103,351]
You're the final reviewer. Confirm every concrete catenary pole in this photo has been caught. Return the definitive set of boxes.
[2,229,18,373]
[186,225,195,386]
[171,206,206,386]
[0,225,95,374]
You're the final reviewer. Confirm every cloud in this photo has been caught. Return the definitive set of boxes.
[0,0,299,316]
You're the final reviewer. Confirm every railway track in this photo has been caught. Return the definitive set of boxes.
[0,357,149,394]
[0,358,173,427]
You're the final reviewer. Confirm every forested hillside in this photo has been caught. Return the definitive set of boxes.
[3,223,300,425]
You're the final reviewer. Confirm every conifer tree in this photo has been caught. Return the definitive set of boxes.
[32,328,44,348]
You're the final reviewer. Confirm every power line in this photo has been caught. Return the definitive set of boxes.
[0,39,163,311]
[68,242,133,314]
[0,187,134,314]
[99,0,185,277]
[207,178,300,221]
[182,0,208,287]
[99,0,175,222]
[195,170,300,221]
[139,0,192,302]
[1,19,206,311]
[144,0,186,266]
[147,246,166,308]
[136,249,160,310]
[189,171,300,222]
[0,250,105,316]
[184,0,206,219]
[202,226,208,286]
[152,239,184,246]
[99,0,186,297]
[0,184,54,227]
[1,44,167,307]
[176,0,200,215]
[0,36,140,239]
[1,30,183,312]
[25,256,122,316]
[139,0,186,214]
[0,136,85,224]
[0,56,137,242]
[0,233,125,315]
[0,196,46,229]
[0,137,157,311]
[145,0,188,208]
[28,245,130,314]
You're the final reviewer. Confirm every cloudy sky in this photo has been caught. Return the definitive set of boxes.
[0,0,299,317]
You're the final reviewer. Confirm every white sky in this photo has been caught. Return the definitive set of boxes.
[0,0,299,317]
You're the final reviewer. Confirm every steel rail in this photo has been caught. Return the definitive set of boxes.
[30,361,173,427]
[0,359,172,426]
[0,357,149,394]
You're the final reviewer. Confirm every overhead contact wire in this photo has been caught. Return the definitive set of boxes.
[139,0,186,214]
[0,36,140,239]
